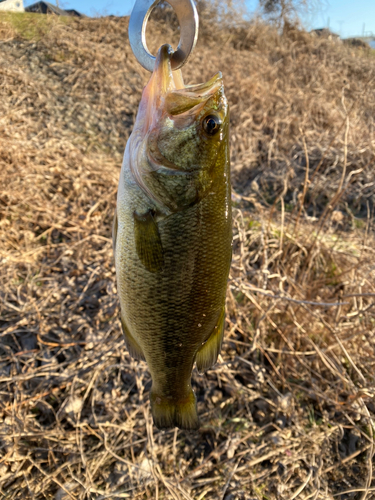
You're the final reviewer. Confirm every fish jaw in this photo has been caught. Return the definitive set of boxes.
[138,44,185,136]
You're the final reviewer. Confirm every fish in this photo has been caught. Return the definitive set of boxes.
[113,44,232,430]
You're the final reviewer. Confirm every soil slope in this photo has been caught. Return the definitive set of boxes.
[1,12,375,500]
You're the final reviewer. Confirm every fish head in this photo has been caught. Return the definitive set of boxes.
[130,44,229,212]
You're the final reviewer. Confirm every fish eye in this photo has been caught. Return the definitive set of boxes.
[202,114,221,136]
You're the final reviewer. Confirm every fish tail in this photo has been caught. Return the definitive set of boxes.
[150,388,200,431]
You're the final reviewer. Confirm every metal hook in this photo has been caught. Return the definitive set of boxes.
[128,0,199,72]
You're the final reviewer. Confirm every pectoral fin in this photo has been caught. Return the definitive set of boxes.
[196,306,225,373]
[120,316,145,361]
[134,210,164,273]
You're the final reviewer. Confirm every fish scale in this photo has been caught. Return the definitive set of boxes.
[114,44,232,430]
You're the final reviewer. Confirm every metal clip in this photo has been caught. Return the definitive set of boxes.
[128,0,199,72]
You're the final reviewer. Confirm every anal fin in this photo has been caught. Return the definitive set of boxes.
[196,306,225,373]
[120,316,145,361]
[134,210,164,273]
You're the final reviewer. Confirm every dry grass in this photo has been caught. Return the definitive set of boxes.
[0,10,375,500]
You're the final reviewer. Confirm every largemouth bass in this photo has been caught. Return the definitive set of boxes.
[113,44,232,430]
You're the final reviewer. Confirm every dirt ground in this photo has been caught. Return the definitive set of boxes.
[1,10,375,500]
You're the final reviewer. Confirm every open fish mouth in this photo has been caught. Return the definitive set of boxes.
[142,44,224,131]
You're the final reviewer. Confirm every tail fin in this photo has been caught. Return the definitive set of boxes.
[150,388,200,430]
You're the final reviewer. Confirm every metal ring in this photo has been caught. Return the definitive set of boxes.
[128,0,199,72]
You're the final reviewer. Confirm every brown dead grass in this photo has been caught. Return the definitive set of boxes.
[0,10,375,500]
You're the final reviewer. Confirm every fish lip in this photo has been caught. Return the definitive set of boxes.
[152,44,176,95]
[141,44,177,133]
[185,72,224,95]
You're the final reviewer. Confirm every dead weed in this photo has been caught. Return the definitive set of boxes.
[0,12,374,500]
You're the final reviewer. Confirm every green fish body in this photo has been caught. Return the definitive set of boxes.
[113,45,232,430]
